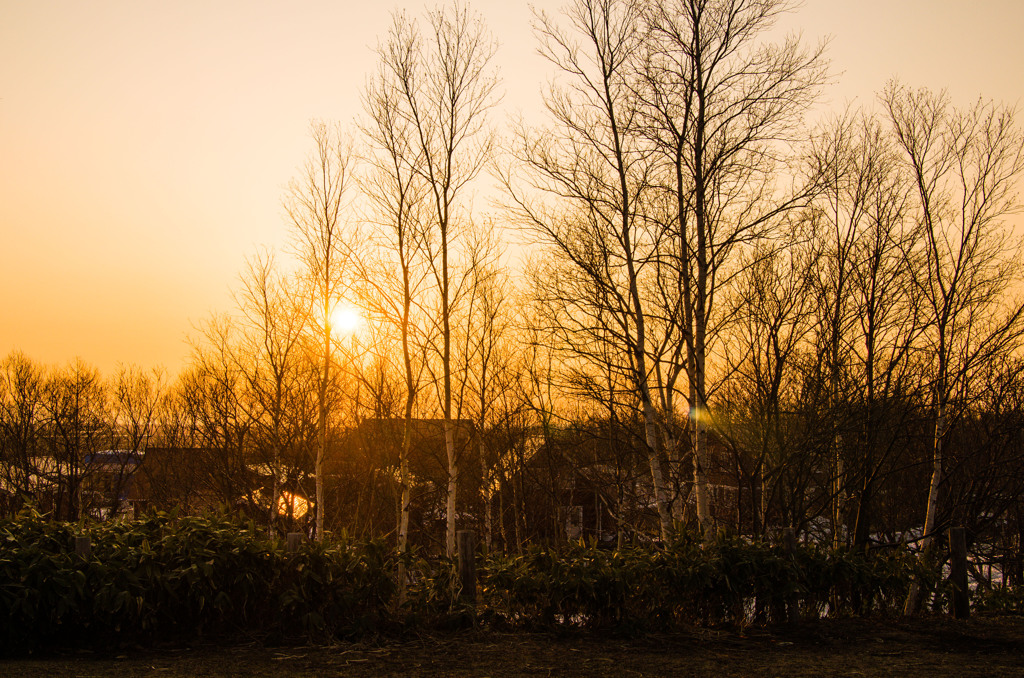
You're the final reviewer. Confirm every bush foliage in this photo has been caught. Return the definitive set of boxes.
[0,511,1011,654]
[479,535,926,631]
[0,510,395,652]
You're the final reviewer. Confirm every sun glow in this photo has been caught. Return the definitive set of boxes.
[330,305,363,336]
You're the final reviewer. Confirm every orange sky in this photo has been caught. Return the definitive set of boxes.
[2,0,1022,376]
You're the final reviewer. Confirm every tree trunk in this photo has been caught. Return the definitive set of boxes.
[444,419,458,556]
[315,325,330,542]
[398,404,413,555]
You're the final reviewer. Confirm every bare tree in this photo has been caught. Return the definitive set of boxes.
[457,230,511,549]
[883,84,1024,612]
[110,365,165,455]
[286,120,357,541]
[641,0,828,531]
[186,315,257,511]
[380,3,499,554]
[359,27,436,554]
[505,0,675,539]
[0,352,47,515]
[234,251,311,535]
[108,364,166,517]
[40,360,108,520]
[717,229,817,536]
[805,110,923,547]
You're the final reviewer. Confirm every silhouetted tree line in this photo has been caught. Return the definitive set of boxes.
[3,0,1024,600]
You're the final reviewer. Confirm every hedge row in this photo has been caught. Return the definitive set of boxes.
[1,511,395,652]
[480,535,927,630]
[0,510,1003,653]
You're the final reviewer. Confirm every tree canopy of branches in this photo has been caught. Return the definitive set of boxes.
[5,0,1024,614]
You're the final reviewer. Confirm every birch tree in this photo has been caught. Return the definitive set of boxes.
[641,0,827,531]
[359,26,435,554]
[286,120,356,541]
[505,0,675,539]
[883,83,1024,612]
[380,4,498,555]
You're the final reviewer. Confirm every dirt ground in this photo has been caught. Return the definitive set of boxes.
[5,615,1024,677]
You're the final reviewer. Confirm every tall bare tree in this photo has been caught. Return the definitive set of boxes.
[381,4,498,554]
[456,230,510,548]
[805,110,922,547]
[883,84,1024,611]
[285,120,356,540]
[641,0,827,531]
[717,229,817,536]
[359,30,435,554]
[506,0,675,539]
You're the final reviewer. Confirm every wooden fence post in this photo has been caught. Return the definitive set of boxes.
[73,536,91,559]
[948,526,970,619]
[287,532,303,553]
[457,530,477,604]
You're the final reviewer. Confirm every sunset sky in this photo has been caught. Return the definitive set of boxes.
[2,0,1022,375]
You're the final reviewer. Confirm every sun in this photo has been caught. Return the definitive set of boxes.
[330,304,363,335]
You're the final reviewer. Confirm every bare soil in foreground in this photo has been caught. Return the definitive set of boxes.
[5,615,1024,677]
